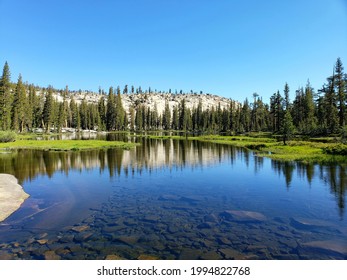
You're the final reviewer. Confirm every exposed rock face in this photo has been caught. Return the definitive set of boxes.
[51,91,235,116]
[0,174,29,222]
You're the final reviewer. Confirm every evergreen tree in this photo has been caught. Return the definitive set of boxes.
[115,89,125,130]
[162,100,171,130]
[303,81,317,133]
[98,96,106,130]
[11,74,28,132]
[0,61,12,130]
[284,83,290,110]
[281,110,295,145]
[240,98,251,132]
[42,86,54,132]
[334,58,346,128]
[321,74,339,134]
[129,106,135,131]
[79,98,88,129]
[57,102,65,133]
[270,91,283,132]
[69,96,78,128]
[172,106,179,130]
[106,87,116,131]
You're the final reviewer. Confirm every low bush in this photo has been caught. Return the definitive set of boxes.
[0,131,17,143]
[245,143,267,150]
[323,144,347,155]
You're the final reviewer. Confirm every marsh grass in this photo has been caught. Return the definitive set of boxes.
[0,139,137,151]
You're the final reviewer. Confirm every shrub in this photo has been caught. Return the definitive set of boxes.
[0,131,17,143]
[245,143,266,150]
[323,144,347,156]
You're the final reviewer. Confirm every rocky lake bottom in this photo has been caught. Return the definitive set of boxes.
[0,141,346,260]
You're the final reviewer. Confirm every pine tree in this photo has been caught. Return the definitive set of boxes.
[303,81,317,134]
[162,100,171,130]
[240,98,251,132]
[0,62,12,130]
[322,74,339,134]
[57,102,65,133]
[172,106,179,130]
[69,96,78,128]
[129,106,135,131]
[281,110,295,145]
[115,88,125,130]
[42,86,54,132]
[79,98,88,129]
[106,87,116,131]
[98,96,106,131]
[284,83,290,110]
[334,58,345,128]
[11,74,28,132]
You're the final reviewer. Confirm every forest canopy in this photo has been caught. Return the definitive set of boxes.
[0,58,346,138]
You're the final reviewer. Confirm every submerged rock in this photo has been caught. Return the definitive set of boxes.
[220,210,267,223]
[71,225,90,233]
[301,240,347,256]
[137,254,159,260]
[0,174,30,222]
[290,217,333,230]
[44,250,61,260]
[105,254,125,260]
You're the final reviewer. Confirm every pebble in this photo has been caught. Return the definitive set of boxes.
[44,250,61,260]
[105,254,125,260]
[71,225,90,233]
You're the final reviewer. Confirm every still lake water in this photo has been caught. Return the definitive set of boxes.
[0,136,346,260]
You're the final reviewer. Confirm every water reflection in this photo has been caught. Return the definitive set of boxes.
[0,138,346,215]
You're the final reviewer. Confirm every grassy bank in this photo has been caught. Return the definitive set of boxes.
[146,134,347,164]
[0,139,137,151]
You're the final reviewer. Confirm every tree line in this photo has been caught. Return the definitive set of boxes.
[0,58,346,138]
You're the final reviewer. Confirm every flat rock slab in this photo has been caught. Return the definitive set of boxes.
[301,240,347,256]
[290,217,333,230]
[0,173,30,222]
[221,210,267,223]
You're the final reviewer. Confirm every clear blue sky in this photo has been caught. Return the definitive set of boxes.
[1,0,346,101]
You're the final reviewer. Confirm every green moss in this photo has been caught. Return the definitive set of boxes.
[0,139,137,151]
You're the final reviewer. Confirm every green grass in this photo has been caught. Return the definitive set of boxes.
[0,139,137,151]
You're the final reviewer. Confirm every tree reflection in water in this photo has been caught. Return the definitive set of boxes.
[0,138,345,216]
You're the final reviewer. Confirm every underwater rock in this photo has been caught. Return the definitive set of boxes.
[221,210,267,223]
[71,225,90,233]
[105,254,125,260]
[200,251,221,260]
[137,254,159,260]
[218,248,245,259]
[290,217,333,230]
[36,239,48,245]
[116,236,140,245]
[44,250,61,260]
[301,240,347,256]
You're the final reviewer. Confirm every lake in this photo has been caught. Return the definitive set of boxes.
[0,136,346,260]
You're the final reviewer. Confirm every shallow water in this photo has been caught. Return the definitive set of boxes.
[0,137,346,259]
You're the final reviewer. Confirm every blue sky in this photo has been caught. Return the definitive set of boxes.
[0,0,346,101]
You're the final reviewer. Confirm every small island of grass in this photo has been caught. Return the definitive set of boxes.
[0,138,137,151]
